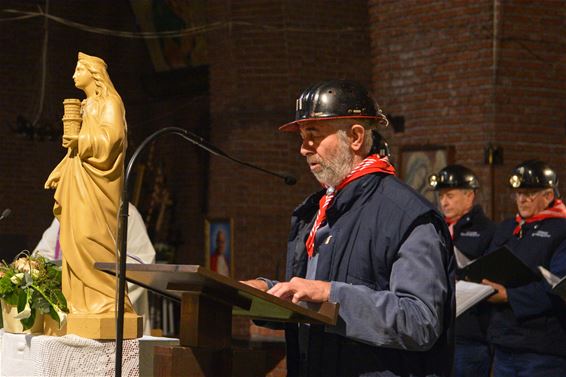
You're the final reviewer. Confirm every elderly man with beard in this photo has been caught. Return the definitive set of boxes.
[243,80,455,377]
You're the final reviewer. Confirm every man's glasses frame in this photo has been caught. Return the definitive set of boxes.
[512,189,552,201]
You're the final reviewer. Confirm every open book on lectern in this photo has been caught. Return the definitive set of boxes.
[95,262,338,326]
[457,245,539,288]
[538,266,566,299]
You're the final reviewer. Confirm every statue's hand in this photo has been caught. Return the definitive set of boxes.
[45,172,60,189]
[62,134,79,149]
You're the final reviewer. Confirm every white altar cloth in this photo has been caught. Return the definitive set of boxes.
[1,331,178,376]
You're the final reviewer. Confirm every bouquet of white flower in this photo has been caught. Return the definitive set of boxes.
[0,252,67,330]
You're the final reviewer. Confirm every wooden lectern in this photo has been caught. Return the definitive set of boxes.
[96,263,338,377]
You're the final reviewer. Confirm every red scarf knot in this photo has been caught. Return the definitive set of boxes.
[444,216,461,240]
[513,199,566,236]
[305,154,396,258]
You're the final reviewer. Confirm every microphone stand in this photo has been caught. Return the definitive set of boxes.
[114,126,296,376]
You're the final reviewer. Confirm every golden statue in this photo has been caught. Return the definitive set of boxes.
[45,52,141,338]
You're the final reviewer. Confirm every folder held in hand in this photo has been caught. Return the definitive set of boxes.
[458,245,539,287]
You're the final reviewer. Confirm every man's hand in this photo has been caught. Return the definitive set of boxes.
[267,277,330,304]
[62,134,79,149]
[240,279,269,292]
[482,279,508,303]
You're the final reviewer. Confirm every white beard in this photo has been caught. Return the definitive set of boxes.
[308,134,354,187]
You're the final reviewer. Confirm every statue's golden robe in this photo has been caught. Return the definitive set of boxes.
[47,94,133,314]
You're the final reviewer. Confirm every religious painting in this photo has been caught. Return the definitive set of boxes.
[399,145,454,205]
[130,0,208,72]
[205,218,234,277]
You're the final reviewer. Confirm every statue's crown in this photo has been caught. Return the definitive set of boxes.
[78,52,107,69]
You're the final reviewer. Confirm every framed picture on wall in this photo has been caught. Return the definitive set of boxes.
[204,218,234,277]
[399,145,455,205]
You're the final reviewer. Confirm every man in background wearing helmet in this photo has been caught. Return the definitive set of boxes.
[429,165,496,377]
[484,160,566,376]
[243,80,455,376]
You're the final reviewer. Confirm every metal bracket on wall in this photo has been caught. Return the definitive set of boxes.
[484,143,503,165]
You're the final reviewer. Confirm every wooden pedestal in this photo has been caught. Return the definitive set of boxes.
[44,312,143,339]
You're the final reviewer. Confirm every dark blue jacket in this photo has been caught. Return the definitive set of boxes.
[283,173,455,377]
[487,216,566,357]
[453,205,496,342]
[453,205,496,261]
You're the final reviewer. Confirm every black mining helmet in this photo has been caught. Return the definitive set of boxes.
[279,80,389,132]
[428,165,480,191]
[508,160,558,193]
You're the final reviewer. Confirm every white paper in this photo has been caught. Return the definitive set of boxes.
[454,246,472,269]
[456,280,495,317]
[538,266,566,299]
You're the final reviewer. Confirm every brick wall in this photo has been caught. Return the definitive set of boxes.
[369,0,497,215]
[205,2,372,372]
[2,0,563,282]
[206,0,372,281]
[492,1,566,219]
[2,1,565,375]
[369,0,566,221]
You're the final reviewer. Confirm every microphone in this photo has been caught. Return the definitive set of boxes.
[0,208,11,221]
[284,175,297,185]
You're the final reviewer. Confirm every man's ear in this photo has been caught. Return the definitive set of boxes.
[466,190,476,203]
[545,190,556,205]
[350,124,365,152]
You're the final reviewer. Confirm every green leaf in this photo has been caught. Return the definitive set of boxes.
[20,309,36,331]
[4,293,18,306]
[54,291,68,311]
[16,291,27,313]
[49,306,60,324]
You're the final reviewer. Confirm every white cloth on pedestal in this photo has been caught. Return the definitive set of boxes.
[0,332,179,377]
[32,334,139,376]
[1,331,35,377]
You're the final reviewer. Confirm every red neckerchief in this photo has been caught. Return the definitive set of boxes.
[444,216,461,240]
[513,199,566,236]
[305,154,396,258]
